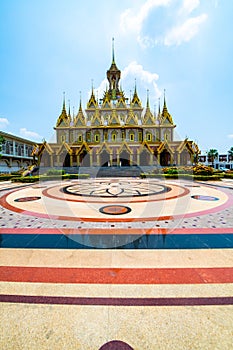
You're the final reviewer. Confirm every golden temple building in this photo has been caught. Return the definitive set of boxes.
[33,42,199,169]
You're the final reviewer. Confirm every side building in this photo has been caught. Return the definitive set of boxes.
[0,131,36,173]
[33,45,199,169]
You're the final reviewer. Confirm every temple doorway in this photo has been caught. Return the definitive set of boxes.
[140,149,150,166]
[160,150,171,166]
[120,150,130,166]
[100,150,110,167]
[80,150,90,167]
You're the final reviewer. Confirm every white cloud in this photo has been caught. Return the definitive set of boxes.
[179,0,200,15]
[164,14,208,46]
[119,0,208,47]
[19,128,42,141]
[120,0,171,35]
[122,61,159,88]
[228,134,233,139]
[0,117,10,129]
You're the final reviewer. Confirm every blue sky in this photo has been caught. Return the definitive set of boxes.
[0,0,232,154]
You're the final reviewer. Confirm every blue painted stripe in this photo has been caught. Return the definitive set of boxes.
[0,233,233,249]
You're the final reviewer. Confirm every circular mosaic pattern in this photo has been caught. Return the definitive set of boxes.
[191,195,219,201]
[63,181,171,198]
[14,196,41,202]
[99,205,132,215]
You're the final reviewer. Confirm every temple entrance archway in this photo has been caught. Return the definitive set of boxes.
[63,153,70,167]
[140,149,150,166]
[120,150,130,166]
[160,150,171,166]
[80,150,90,167]
[100,150,110,167]
[180,150,190,165]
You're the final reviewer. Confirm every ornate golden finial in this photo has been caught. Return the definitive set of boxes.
[146,89,150,108]
[164,88,167,107]
[112,37,115,64]
[63,91,66,110]
[68,99,71,116]
[158,98,161,116]
[79,91,82,110]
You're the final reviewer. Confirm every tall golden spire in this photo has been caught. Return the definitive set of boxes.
[107,38,121,100]
[161,89,174,124]
[56,92,70,127]
[112,37,115,64]
[87,80,98,108]
[78,91,82,111]
[131,79,142,108]
[62,91,66,111]
[143,89,154,125]
[146,89,149,108]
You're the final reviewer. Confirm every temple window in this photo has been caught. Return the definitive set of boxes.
[147,133,152,142]
[78,134,83,143]
[130,133,134,141]
[94,134,100,143]
[60,135,66,143]
[86,132,91,142]
[112,133,116,141]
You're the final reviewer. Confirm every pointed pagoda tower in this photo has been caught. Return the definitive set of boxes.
[106,38,121,101]
[54,93,71,143]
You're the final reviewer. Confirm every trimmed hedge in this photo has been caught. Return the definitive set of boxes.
[140,173,223,181]
[11,173,90,183]
[224,173,233,179]
[0,174,21,181]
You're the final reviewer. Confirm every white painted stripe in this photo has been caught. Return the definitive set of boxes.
[1,281,233,298]
[1,249,233,268]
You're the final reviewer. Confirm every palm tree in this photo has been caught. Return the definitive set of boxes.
[228,146,233,161]
[208,149,218,167]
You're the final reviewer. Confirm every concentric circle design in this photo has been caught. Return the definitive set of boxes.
[191,195,219,201]
[14,196,41,202]
[63,181,171,198]
[99,205,131,215]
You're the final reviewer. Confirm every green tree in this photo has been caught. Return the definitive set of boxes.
[208,149,218,167]
[228,146,233,160]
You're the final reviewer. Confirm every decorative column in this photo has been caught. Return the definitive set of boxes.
[117,154,120,166]
[150,153,153,165]
[97,153,100,166]
[90,152,93,166]
[177,153,181,166]
[130,154,133,166]
[170,153,174,165]
[50,155,53,167]
[70,154,73,167]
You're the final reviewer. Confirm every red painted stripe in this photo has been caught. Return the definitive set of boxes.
[0,227,232,235]
[0,294,232,306]
[0,266,233,284]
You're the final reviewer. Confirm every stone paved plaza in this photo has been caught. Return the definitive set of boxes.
[0,177,233,349]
